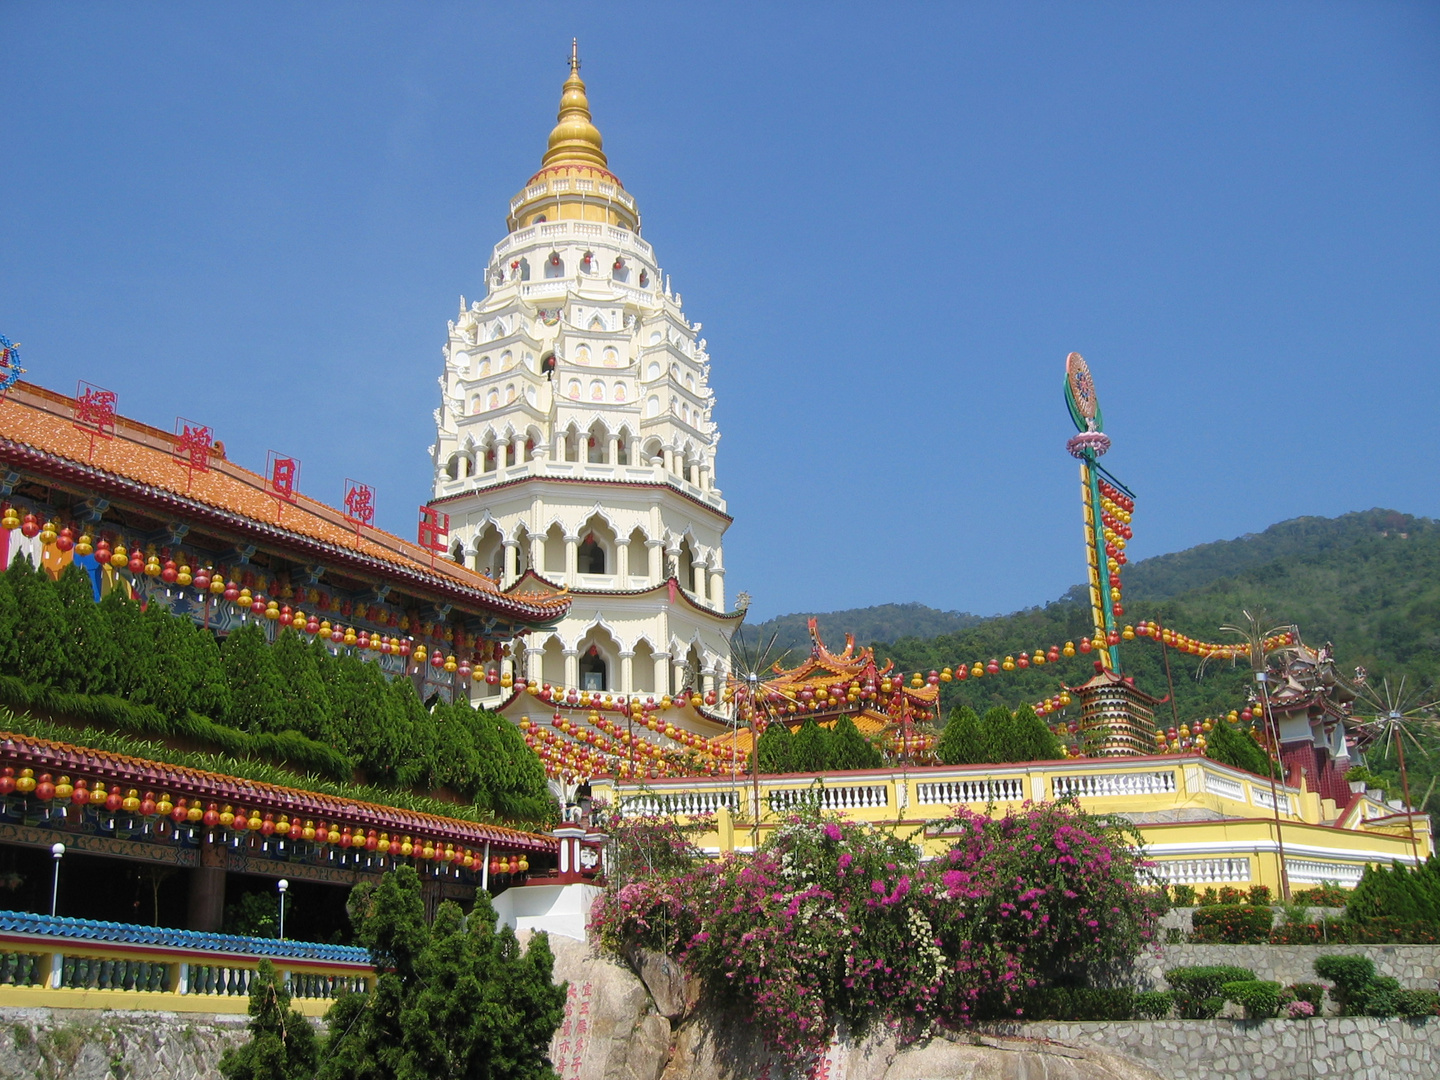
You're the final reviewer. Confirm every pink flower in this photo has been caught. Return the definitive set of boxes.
[824,822,843,842]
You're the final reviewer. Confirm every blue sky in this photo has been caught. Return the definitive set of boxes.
[3,3,1437,622]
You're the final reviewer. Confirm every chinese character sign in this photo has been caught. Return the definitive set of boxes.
[418,506,449,552]
[174,419,214,472]
[73,383,117,438]
[344,480,375,528]
[267,452,299,502]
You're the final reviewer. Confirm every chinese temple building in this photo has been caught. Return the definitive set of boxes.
[426,44,742,724]
[1068,667,1166,757]
[0,378,582,931]
[714,619,940,760]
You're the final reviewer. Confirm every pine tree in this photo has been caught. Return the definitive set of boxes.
[935,705,987,765]
[1205,719,1276,778]
[223,624,288,732]
[790,718,832,774]
[980,705,1017,764]
[270,629,332,739]
[98,591,150,697]
[51,564,119,695]
[218,958,319,1080]
[317,867,566,1080]
[6,556,68,688]
[476,707,553,822]
[756,721,794,774]
[132,603,201,718]
[187,623,232,721]
[828,715,881,770]
[0,572,19,672]
[1008,704,1062,762]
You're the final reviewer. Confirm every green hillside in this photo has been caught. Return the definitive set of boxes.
[771,509,1440,813]
[743,603,982,660]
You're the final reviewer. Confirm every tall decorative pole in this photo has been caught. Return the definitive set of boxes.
[1063,353,1132,672]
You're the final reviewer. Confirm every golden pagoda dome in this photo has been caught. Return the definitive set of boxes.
[541,40,609,171]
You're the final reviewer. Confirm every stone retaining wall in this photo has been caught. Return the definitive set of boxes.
[1136,943,1440,997]
[1000,1017,1440,1080]
[0,1007,249,1080]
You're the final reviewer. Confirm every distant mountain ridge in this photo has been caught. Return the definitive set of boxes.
[747,509,1436,661]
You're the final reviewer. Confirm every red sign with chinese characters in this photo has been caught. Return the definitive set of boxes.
[267,452,299,502]
[73,382,117,439]
[417,506,449,553]
[173,419,214,473]
[343,479,375,529]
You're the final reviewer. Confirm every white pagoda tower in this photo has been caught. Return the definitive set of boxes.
[429,43,741,710]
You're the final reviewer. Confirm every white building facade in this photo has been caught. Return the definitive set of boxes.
[429,47,741,709]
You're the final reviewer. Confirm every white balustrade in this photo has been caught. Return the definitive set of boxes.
[521,282,568,300]
[916,778,1025,805]
[619,790,738,818]
[1285,859,1365,886]
[1202,771,1247,801]
[1150,858,1252,885]
[768,785,889,813]
[1051,771,1177,799]
[1251,787,1293,814]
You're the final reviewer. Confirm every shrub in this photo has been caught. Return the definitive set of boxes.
[1290,883,1350,907]
[1314,955,1376,1014]
[1247,885,1272,905]
[1133,990,1174,1019]
[1190,905,1273,944]
[1345,859,1440,924]
[935,705,985,765]
[1197,888,1218,906]
[1216,886,1245,906]
[1353,976,1403,1018]
[1221,979,1285,1020]
[1288,982,1326,1011]
[1165,966,1256,1019]
[1396,989,1440,1017]
[1287,1000,1315,1019]
[1170,884,1196,907]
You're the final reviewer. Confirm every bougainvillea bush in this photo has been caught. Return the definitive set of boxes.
[591,800,1164,1066]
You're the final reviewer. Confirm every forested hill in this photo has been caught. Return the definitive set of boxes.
[749,509,1439,723]
[742,603,983,657]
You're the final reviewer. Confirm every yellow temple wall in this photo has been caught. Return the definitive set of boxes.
[592,754,1430,892]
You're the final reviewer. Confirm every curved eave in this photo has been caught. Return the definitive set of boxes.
[513,569,745,622]
[0,438,570,627]
[0,732,557,853]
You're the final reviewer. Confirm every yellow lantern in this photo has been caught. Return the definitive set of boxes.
[1063,642,1076,658]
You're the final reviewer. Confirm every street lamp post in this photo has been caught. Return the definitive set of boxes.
[49,843,65,917]
[277,878,289,940]
[1256,672,1292,901]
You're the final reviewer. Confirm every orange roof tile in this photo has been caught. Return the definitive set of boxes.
[0,382,568,623]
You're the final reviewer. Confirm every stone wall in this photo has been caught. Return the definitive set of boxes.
[0,1008,249,1080]
[997,1017,1440,1080]
[1136,943,1440,998]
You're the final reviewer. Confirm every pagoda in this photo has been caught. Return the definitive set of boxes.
[427,43,742,726]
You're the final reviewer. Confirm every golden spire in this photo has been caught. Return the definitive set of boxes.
[540,38,608,170]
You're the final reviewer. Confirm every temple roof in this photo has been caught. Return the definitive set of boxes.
[0,730,557,853]
[0,381,568,627]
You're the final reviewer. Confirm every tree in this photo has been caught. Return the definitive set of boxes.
[789,718,832,774]
[6,556,67,687]
[99,590,150,696]
[187,620,233,721]
[1007,704,1062,762]
[219,958,319,1080]
[223,624,289,733]
[53,564,119,695]
[755,721,794,775]
[829,715,881,770]
[1205,718,1276,778]
[271,630,333,740]
[318,866,566,1080]
[0,572,18,672]
[935,705,986,765]
[979,705,1017,764]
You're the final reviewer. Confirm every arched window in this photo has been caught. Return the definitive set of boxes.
[544,251,564,278]
[646,361,661,380]
[479,357,491,376]
[506,384,517,403]
[567,379,581,400]
[445,454,462,481]
[646,395,660,418]
[486,389,499,409]
[579,649,607,691]
[614,384,627,403]
[541,352,556,377]
[602,346,619,367]
[578,535,606,574]
[590,380,605,401]
[452,540,466,565]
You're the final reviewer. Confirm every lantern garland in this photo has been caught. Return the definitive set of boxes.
[0,766,532,879]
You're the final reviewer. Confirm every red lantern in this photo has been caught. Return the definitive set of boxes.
[20,514,40,538]
[55,527,75,553]
[0,768,14,796]
[202,802,221,827]
[171,798,189,823]
[72,780,90,806]
[161,560,178,583]
[35,774,55,802]
[128,551,145,575]
[105,787,123,813]
[139,791,156,816]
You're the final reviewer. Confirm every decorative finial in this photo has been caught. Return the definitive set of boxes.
[540,39,607,170]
